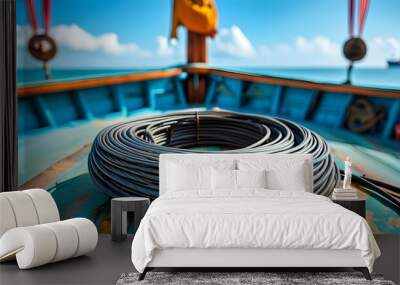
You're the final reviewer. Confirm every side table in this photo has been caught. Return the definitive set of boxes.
[111,197,150,242]
[332,198,366,218]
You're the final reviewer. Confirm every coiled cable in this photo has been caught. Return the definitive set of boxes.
[88,110,340,198]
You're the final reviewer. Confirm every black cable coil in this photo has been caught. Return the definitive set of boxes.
[88,110,340,198]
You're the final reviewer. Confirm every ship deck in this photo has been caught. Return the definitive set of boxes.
[17,109,400,234]
[15,66,400,235]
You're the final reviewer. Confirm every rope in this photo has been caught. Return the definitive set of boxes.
[88,110,340,198]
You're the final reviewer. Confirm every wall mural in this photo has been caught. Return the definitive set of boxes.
[17,0,400,235]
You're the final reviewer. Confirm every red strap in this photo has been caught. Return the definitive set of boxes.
[348,0,354,37]
[26,0,52,34]
[348,0,369,37]
[358,0,369,35]
[43,0,51,35]
[26,0,38,33]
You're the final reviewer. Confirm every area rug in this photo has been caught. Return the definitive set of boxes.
[116,271,395,285]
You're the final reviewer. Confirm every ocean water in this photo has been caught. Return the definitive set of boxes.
[17,66,400,90]
[17,68,155,85]
[227,67,400,90]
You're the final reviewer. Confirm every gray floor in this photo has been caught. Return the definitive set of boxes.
[1,235,399,285]
[0,235,134,285]
[374,235,400,284]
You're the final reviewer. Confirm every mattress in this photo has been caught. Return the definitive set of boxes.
[131,190,380,273]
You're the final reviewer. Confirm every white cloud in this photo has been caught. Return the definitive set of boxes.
[258,45,271,56]
[275,43,292,53]
[52,24,151,56]
[214,32,400,67]
[214,25,256,58]
[156,36,177,57]
[356,36,400,67]
[212,34,345,66]
[16,24,187,68]
[370,37,400,59]
[387,38,400,57]
[211,28,341,65]
[17,24,151,57]
[17,23,399,67]
[211,34,345,67]
[295,36,340,56]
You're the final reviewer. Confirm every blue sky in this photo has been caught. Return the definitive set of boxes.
[17,0,400,68]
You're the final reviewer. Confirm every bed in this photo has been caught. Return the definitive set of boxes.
[131,153,380,280]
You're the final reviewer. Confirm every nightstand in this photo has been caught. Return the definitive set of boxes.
[111,197,150,242]
[332,198,366,218]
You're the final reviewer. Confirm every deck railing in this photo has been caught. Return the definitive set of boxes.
[17,66,400,99]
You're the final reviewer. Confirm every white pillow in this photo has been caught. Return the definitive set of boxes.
[236,169,267,189]
[211,168,268,191]
[211,168,236,190]
[266,168,306,191]
[237,159,309,192]
[167,162,211,191]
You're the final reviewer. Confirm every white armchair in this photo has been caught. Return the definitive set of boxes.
[0,189,98,269]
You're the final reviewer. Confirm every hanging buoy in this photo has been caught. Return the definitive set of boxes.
[343,37,367,62]
[28,34,57,61]
[26,0,57,80]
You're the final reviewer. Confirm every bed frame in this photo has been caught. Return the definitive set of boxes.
[138,154,371,281]
[139,248,371,280]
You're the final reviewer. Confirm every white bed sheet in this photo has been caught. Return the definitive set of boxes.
[131,190,380,273]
